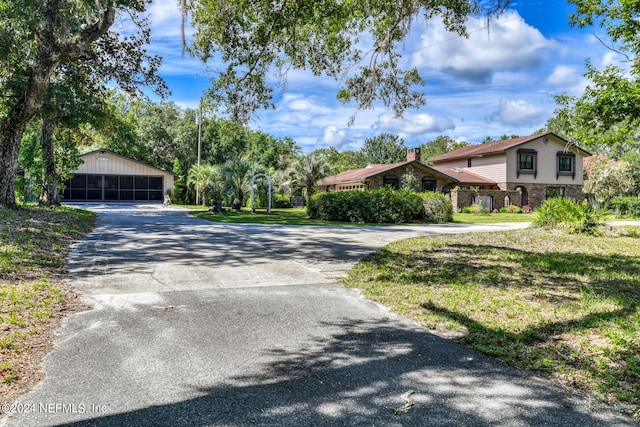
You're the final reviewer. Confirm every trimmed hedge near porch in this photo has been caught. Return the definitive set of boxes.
[307,188,452,224]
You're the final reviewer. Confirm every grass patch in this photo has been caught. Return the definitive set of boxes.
[0,205,94,409]
[342,227,640,419]
[452,212,537,223]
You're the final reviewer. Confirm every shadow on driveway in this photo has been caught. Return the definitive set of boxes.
[50,317,630,427]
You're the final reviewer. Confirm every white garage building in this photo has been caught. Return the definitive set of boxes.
[62,149,176,202]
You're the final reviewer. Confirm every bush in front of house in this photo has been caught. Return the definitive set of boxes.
[505,204,522,213]
[272,194,293,208]
[419,191,453,223]
[610,196,640,218]
[307,188,426,223]
[468,203,489,214]
[533,197,607,236]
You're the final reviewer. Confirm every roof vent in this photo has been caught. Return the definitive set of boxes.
[451,167,463,173]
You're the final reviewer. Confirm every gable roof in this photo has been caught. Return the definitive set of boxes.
[428,132,591,162]
[80,149,179,177]
[318,160,456,186]
[430,166,496,185]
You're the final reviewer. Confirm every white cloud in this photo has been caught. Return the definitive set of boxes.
[543,65,590,97]
[411,11,554,83]
[374,113,455,139]
[321,126,350,147]
[285,95,334,115]
[490,99,547,126]
[545,65,579,86]
[147,0,191,39]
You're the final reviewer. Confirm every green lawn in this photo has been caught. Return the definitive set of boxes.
[342,227,640,419]
[452,212,536,223]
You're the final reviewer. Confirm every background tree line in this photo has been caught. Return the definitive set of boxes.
[17,90,306,207]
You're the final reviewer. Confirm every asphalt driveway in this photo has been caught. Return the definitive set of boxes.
[1,204,634,426]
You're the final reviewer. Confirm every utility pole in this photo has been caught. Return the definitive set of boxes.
[195,111,202,205]
[196,111,202,168]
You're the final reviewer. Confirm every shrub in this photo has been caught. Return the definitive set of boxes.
[522,205,532,213]
[533,198,607,236]
[307,188,424,223]
[468,204,489,214]
[461,207,471,213]
[505,204,521,214]
[610,196,640,218]
[499,207,508,213]
[420,191,453,223]
[273,194,292,208]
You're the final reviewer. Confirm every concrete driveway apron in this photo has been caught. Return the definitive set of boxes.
[1,204,633,426]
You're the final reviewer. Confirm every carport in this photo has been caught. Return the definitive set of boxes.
[62,149,176,202]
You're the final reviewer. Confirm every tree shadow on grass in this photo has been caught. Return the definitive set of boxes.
[366,241,640,306]
[356,238,640,415]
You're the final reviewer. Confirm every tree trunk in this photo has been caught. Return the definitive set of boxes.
[232,195,243,210]
[40,118,59,206]
[0,126,26,209]
[0,0,116,209]
[0,1,60,209]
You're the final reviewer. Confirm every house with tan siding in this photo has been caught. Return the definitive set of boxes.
[428,133,591,208]
[316,133,591,211]
[62,149,176,202]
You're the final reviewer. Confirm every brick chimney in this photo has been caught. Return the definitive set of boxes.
[407,147,421,162]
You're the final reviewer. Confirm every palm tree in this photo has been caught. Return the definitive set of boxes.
[222,157,252,210]
[188,164,218,205]
[290,154,331,200]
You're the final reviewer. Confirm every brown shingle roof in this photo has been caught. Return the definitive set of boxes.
[318,161,456,186]
[429,133,548,162]
[318,163,400,186]
[430,166,496,185]
[429,132,591,163]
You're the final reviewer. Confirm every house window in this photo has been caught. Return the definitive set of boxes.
[520,155,534,170]
[557,151,576,179]
[558,156,572,172]
[517,149,537,178]
[467,159,472,168]
[422,177,437,192]
[383,176,399,189]
[546,187,565,199]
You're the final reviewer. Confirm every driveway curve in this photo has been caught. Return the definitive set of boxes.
[1,204,633,426]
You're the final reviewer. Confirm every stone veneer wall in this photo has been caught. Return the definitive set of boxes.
[509,183,584,208]
[451,189,522,211]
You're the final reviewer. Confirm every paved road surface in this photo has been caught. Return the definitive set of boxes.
[1,204,634,426]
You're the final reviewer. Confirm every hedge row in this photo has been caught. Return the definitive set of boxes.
[307,188,452,224]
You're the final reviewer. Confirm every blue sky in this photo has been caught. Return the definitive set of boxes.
[135,0,619,153]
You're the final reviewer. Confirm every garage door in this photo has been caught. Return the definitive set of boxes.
[63,174,164,201]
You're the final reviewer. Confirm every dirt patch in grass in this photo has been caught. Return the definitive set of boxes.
[343,227,640,420]
[0,206,94,414]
